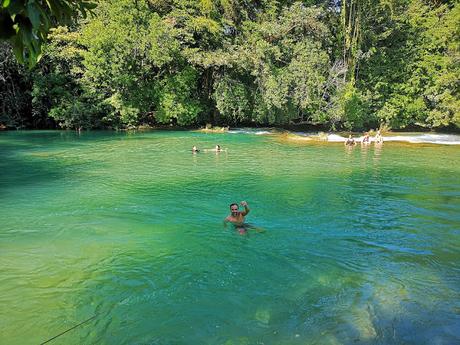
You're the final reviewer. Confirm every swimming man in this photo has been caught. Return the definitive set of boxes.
[224,201,250,228]
[224,201,265,234]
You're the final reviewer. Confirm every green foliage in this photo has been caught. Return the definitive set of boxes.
[103,93,139,128]
[30,26,103,130]
[214,75,251,124]
[48,98,100,130]
[156,67,203,125]
[339,83,371,130]
[206,3,333,126]
[409,1,460,128]
[0,42,31,128]
[79,0,167,127]
[354,0,460,129]
[0,0,96,67]
[1,0,459,130]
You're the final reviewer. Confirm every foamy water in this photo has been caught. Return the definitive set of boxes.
[326,134,347,142]
[228,129,274,135]
[231,128,460,145]
[328,133,460,145]
[383,133,460,145]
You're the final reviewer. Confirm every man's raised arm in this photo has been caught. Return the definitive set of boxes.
[240,201,250,216]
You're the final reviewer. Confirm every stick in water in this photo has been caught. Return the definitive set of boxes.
[39,314,98,345]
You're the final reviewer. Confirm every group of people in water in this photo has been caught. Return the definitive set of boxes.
[192,132,384,152]
[345,130,384,146]
[192,144,224,153]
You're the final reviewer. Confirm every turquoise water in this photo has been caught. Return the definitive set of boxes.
[1,130,459,345]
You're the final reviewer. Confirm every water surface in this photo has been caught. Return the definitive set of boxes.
[1,130,459,344]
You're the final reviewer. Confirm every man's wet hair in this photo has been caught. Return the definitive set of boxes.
[229,203,238,209]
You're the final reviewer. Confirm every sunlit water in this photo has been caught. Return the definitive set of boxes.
[1,130,459,345]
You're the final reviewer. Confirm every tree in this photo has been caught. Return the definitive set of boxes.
[1,0,458,130]
[0,42,31,128]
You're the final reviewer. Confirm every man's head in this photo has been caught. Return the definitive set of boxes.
[229,203,239,215]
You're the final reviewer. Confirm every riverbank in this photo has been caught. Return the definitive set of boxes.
[2,126,460,145]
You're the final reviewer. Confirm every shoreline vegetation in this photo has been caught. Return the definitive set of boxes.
[4,121,455,134]
[1,1,459,133]
[1,121,460,134]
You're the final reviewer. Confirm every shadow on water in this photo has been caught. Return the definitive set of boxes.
[0,151,65,188]
[0,130,132,191]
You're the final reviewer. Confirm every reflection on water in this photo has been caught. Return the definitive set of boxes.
[0,130,459,345]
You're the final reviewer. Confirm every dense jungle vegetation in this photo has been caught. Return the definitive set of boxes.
[0,0,459,131]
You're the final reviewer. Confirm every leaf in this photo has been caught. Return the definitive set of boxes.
[26,2,41,29]
[46,0,65,22]
[36,5,51,31]
[83,2,97,10]
[5,0,25,16]
[10,34,25,64]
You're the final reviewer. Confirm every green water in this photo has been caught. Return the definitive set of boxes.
[1,130,459,345]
